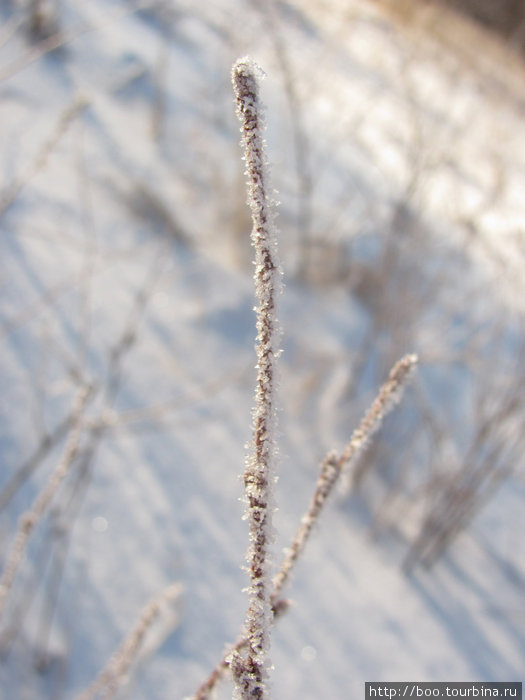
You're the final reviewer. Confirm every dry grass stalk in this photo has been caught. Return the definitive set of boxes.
[341,354,418,467]
[231,56,282,700]
[0,386,89,620]
[271,453,340,601]
[0,411,76,513]
[75,583,182,700]
[0,96,89,218]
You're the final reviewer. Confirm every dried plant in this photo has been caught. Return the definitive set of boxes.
[273,352,417,598]
[0,411,79,513]
[1,51,420,700]
[0,96,89,219]
[231,57,282,700]
[403,381,522,571]
[75,583,182,700]
[0,386,89,621]
[190,353,417,700]
[187,57,418,700]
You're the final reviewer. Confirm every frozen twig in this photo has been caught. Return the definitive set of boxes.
[273,353,418,598]
[190,354,418,700]
[231,57,282,700]
[0,96,89,219]
[271,452,339,601]
[0,386,89,620]
[0,411,77,512]
[340,354,418,476]
[75,583,182,700]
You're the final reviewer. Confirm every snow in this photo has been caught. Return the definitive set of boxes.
[0,1,525,699]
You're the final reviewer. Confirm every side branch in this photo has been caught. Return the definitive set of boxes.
[272,353,418,600]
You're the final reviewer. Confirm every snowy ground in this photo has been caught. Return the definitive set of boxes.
[0,1,525,698]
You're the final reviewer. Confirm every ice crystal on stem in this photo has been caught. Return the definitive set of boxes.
[231,57,282,700]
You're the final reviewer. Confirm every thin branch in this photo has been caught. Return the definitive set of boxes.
[231,57,282,700]
[0,386,90,621]
[75,583,182,700]
[0,412,75,513]
[273,352,418,598]
[0,96,89,219]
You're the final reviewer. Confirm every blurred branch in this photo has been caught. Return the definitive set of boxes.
[0,96,89,219]
[75,583,182,700]
[0,387,89,621]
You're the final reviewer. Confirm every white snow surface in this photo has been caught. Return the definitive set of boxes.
[0,1,525,699]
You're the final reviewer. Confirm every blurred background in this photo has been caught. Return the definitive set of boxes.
[0,0,524,698]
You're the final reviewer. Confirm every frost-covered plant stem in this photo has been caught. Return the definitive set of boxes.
[231,57,281,700]
[190,354,417,700]
[272,353,418,599]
